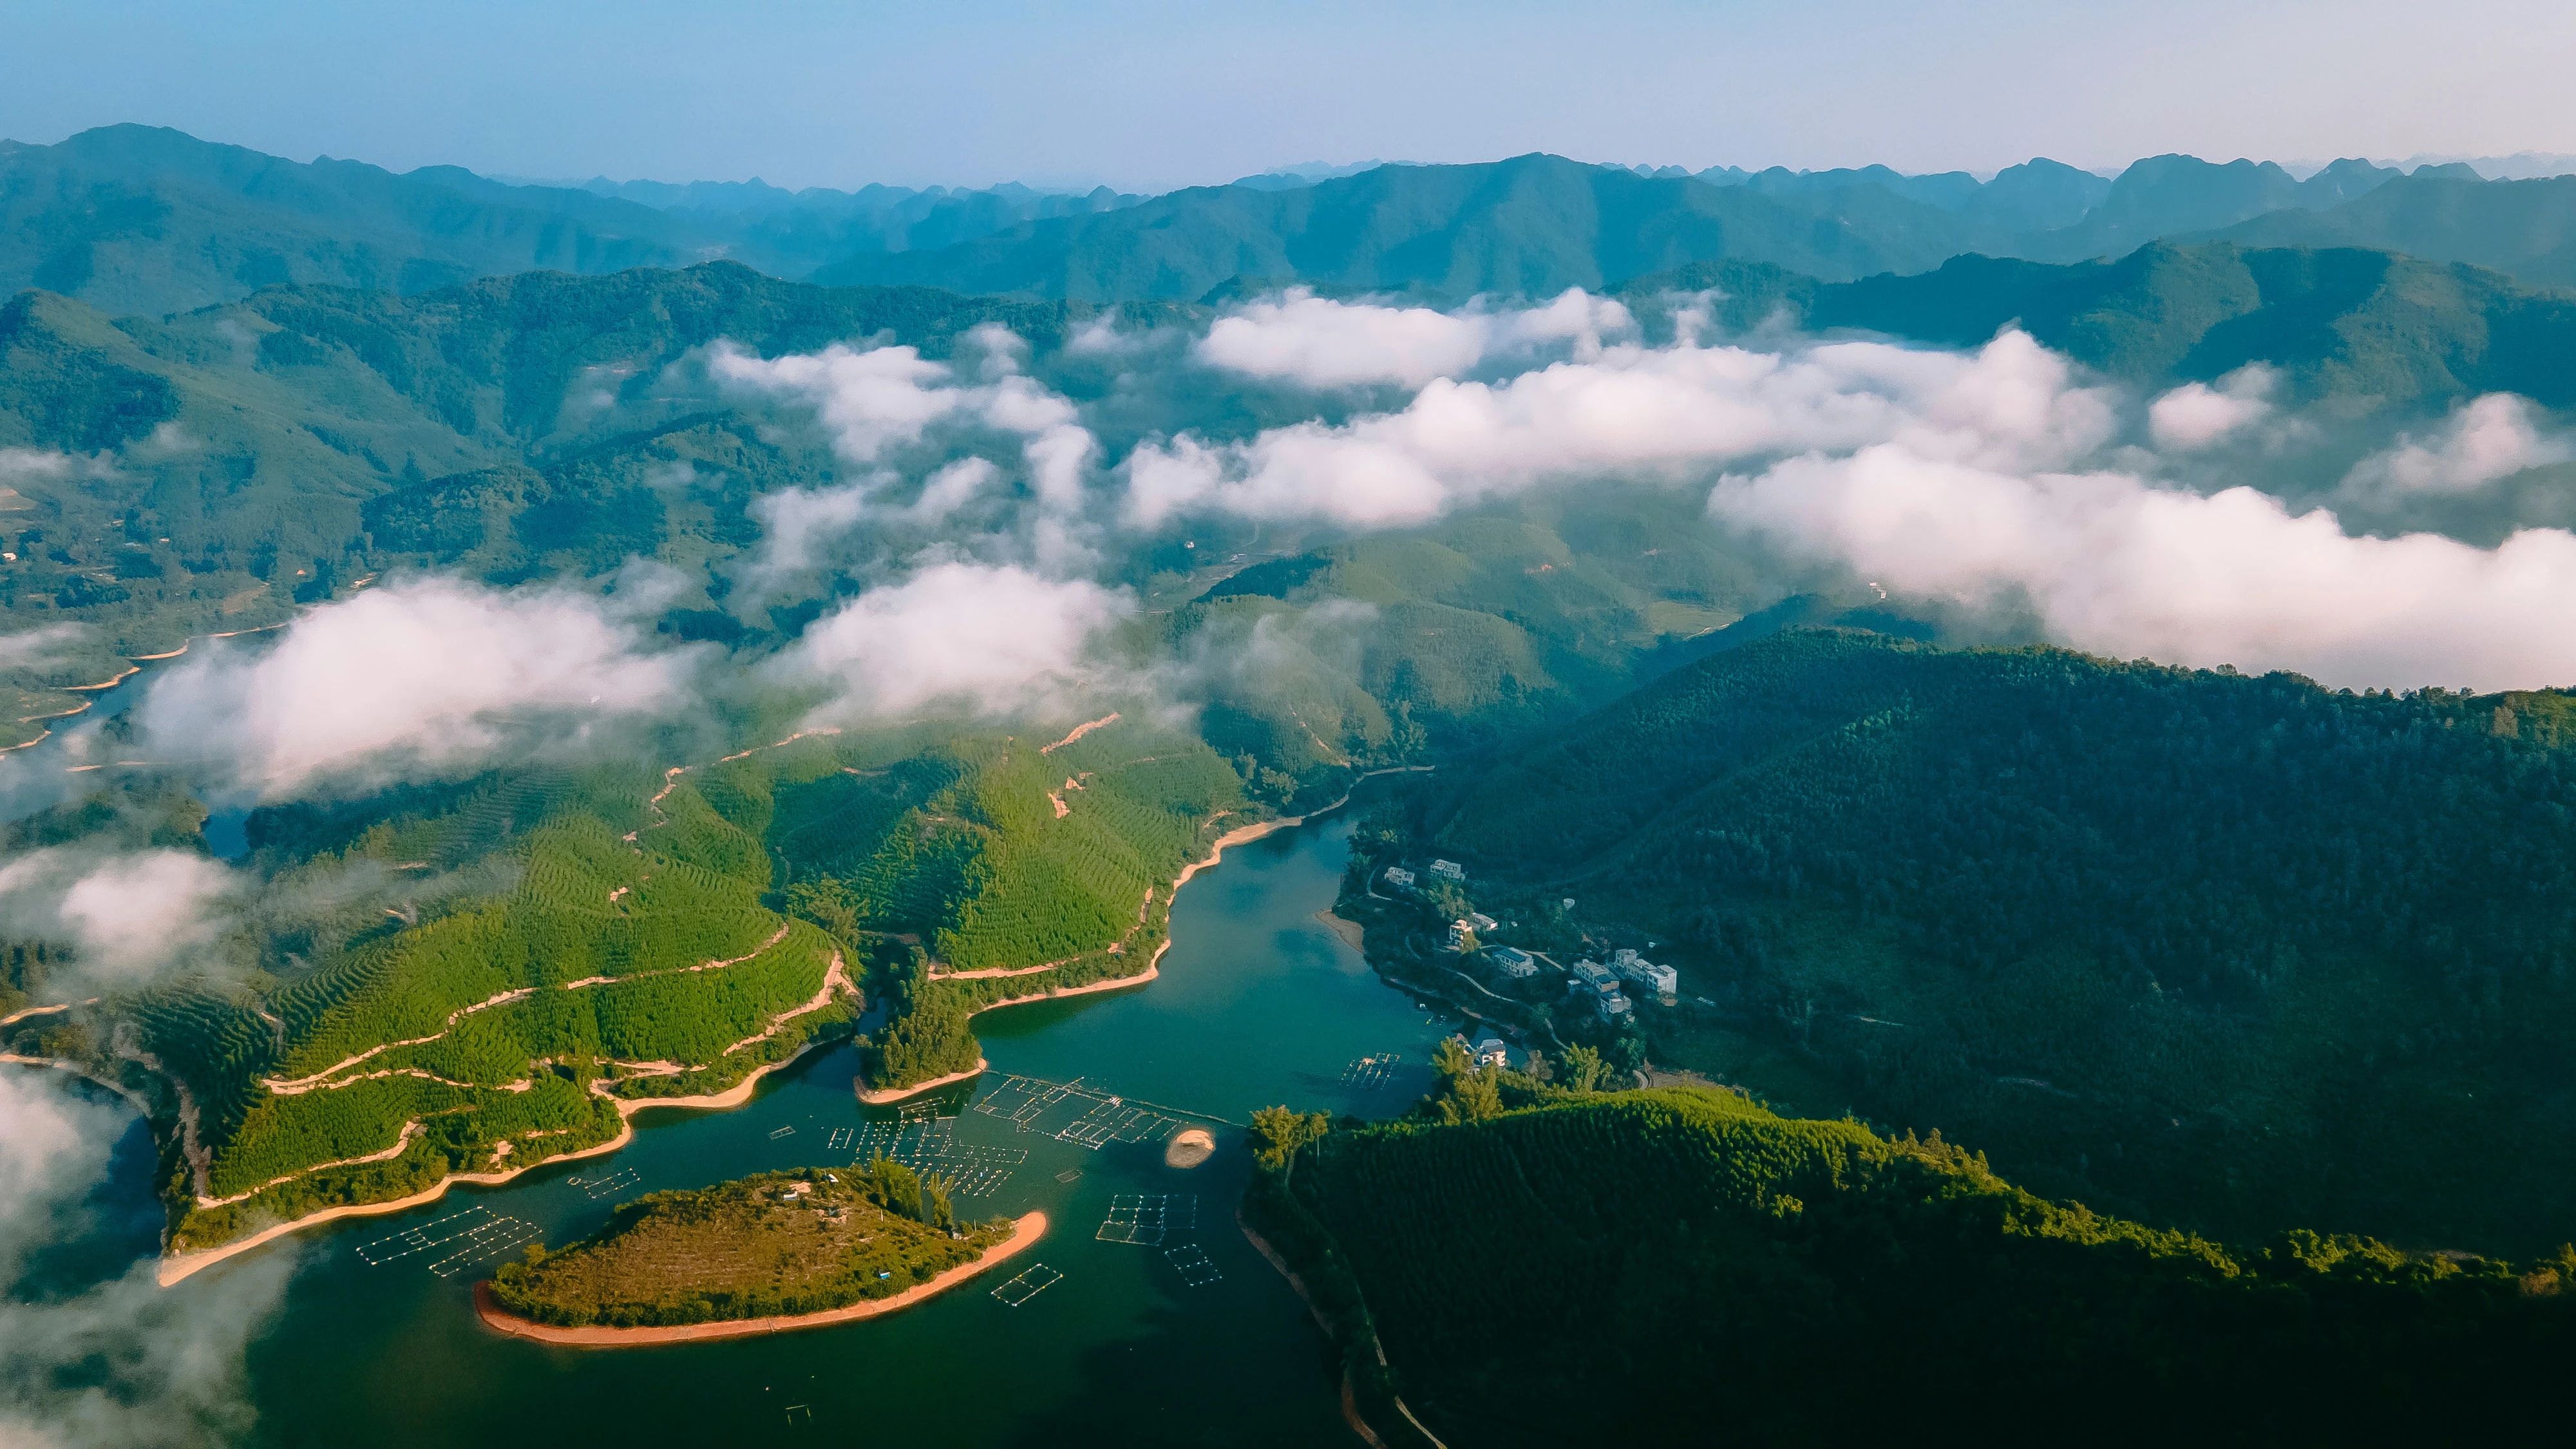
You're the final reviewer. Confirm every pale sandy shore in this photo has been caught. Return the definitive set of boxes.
[856,1058,989,1105]
[156,1035,836,1288]
[471,1211,1047,1347]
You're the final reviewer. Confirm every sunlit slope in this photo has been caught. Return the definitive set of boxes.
[1425,628,2576,1252]
[155,769,854,1249]
[1267,1089,2576,1446]
[662,720,1248,972]
[0,265,1174,656]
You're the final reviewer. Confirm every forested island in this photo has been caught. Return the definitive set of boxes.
[480,1163,1035,1340]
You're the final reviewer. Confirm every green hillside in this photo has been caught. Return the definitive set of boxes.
[0,125,1153,317]
[2212,173,2576,290]
[813,153,2017,301]
[1,714,1261,1246]
[1414,629,2576,1254]
[0,265,1175,667]
[0,124,709,317]
[1618,240,2576,408]
[1253,1088,2576,1448]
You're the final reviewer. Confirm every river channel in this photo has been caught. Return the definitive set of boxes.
[17,809,1457,1447]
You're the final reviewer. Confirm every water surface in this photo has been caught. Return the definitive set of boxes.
[28,812,1453,1448]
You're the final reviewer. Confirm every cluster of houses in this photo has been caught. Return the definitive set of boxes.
[1377,854,1677,1028]
[1565,950,1676,1021]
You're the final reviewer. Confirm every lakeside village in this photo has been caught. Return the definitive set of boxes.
[1363,856,1678,1074]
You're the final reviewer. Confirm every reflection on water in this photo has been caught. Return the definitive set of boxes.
[19,811,1458,1447]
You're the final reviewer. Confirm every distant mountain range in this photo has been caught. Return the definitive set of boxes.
[0,125,1139,316]
[17,124,2576,317]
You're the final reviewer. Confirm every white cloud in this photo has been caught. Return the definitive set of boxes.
[138,577,694,797]
[1711,443,2576,691]
[709,342,964,464]
[909,457,1001,524]
[2342,393,2571,501]
[0,623,85,672]
[1126,328,2112,527]
[1193,287,1635,389]
[0,1070,294,1449]
[775,561,1132,723]
[711,338,1101,517]
[740,478,876,594]
[0,448,86,485]
[2146,365,2278,451]
[0,849,237,988]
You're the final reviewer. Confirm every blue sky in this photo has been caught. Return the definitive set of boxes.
[5,0,2572,191]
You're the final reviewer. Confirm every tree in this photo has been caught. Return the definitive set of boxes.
[1557,1044,1607,1094]
[1249,1105,1332,1173]
[1441,1066,1504,1123]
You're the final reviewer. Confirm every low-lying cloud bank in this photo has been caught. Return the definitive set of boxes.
[138,577,696,798]
[0,849,236,991]
[1122,329,2114,528]
[1715,446,2576,691]
[776,561,1133,724]
[1195,287,1634,388]
[0,1069,294,1449]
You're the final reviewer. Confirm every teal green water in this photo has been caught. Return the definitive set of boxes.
[37,811,1456,1448]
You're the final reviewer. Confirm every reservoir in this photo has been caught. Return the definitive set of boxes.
[14,810,1454,1447]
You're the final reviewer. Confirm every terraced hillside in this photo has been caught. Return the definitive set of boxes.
[5,715,1262,1255]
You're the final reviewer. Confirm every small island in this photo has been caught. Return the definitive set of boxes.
[477,1162,1041,1345]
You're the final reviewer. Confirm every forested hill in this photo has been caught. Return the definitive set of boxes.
[0,265,1175,663]
[0,125,1147,317]
[1259,1088,2576,1448]
[1419,629,2576,1253]
[1621,241,2576,407]
[812,152,2022,300]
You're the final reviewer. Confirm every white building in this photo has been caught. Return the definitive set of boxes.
[1467,1036,1510,1070]
[1446,918,1478,951]
[1569,959,1618,993]
[1612,954,1678,1001]
[1466,911,1499,934]
[1381,866,1416,891]
[1486,945,1539,978]
[1428,859,1466,882]
[1595,990,1634,1021]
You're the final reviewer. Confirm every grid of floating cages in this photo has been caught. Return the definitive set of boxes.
[973,1074,1191,1152]
[1164,1243,1222,1287]
[354,1206,541,1276]
[767,1124,797,1140]
[991,1263,1063,1307]
[825,1126,853,1151]
[1340,1053,1403,1091]
[1096,1193,1197,1246]
[568,1166,639,1200]
[848,1114,1029,1197]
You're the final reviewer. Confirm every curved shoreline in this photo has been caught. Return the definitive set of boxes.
[472,1211,1048,1347]
[857,1057,989,1105]
[856,770,1431,1097]
[151,766,1430,1287]
[156,1034,838,1288]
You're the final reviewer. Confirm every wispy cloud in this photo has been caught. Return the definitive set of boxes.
[0,1070,295,1449]
[2340,392,2571,503]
